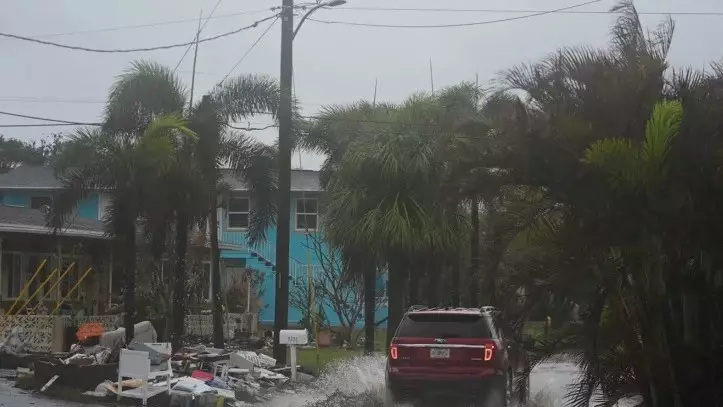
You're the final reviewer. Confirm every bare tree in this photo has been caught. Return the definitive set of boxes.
[290,230,385,347]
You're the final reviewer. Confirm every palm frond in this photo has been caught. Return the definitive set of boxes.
[214,73,279,121]
[104,60,187,133]
[640,100,682,180]
[225,135,277,244]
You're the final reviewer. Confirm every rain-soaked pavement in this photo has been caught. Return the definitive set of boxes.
[0,356,635,407]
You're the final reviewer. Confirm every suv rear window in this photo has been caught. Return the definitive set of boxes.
[396,312,493,338]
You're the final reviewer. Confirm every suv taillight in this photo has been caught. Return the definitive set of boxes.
[390,344,398,360]
[484,342,495,361]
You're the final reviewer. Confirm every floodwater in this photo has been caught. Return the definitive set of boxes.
[1,356,637,407]
[265,355,638,407]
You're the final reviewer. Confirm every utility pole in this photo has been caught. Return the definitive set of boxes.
[273,0,294,364]
[429,59,435,95]
[188,10,202,109]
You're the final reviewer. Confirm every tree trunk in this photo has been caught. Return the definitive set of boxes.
[363,260,376,354]
[408,267,419,306]
[468,196,480,307]
[451,260,460,307]
[210,187,224,349]
[386,256,407,348]
[426,255,441,307]
[172,212,189,352]
[122,227,136,345]
[480,247,502,306]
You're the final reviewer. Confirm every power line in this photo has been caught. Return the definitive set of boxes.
[0,123,97,128]
[308,0,602,29]
[12,5,721,45]
[0,97,105,104]
[220,17,279,84]
[13,9,272,40]
[336,6,723,16]
[0,14,279,53]
[0,109,101,125]
[174,0,224,72]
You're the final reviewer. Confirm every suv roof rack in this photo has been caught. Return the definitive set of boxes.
[480,305,500,314]
[407,305,428,312]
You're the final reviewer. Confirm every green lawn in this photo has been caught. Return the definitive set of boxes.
[292,329,387,374]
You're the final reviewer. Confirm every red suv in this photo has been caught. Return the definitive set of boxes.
[385,306,529,406]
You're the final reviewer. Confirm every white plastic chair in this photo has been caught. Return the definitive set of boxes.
[117,348,172,406]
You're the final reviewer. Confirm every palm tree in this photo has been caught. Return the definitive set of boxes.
[455,1,723,404]
[303,87,497,349]
[322,96,469,346]
[50,115,194,344]
[299,101,396,354]
[190,89,278,348]
[88,61,279,349]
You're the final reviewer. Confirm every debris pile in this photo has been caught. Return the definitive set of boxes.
[170,345,291,403]
[0,327,28,357]
[0,321,307,405]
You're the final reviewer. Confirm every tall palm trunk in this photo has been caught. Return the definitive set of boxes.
[468,196,480,307]
[426,255,441,307]
[363,260,376,354]
[408,267,419,305]
[386,256,407,348]
[451,260,460,307]
[210,186,224,348]
[172,211,189,351]
[122,225,137,345]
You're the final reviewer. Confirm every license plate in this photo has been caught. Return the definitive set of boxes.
[430,348,450,359]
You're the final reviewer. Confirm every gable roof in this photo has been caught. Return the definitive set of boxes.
[0,166,62,189]
[0,166,322,192]
[220,168,320,192]
[0,205,106,239]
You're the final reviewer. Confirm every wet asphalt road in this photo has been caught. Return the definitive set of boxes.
[0,380,105,407]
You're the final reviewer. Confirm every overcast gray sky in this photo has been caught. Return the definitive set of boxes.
[1,0,721,170]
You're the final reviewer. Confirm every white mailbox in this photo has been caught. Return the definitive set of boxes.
[279,329,309,345]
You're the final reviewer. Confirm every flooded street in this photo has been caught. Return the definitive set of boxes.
[265,356,635,407]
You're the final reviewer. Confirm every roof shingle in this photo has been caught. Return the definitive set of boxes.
[0,166,322,191]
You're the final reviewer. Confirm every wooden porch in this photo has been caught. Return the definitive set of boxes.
[0,232,117,316]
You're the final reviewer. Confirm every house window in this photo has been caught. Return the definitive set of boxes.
[59,257,81,300]
[227,196,250,230]
[2,253,22,299]
[27,255,50,299]
[30,196,52,209]
[295,198,318,231]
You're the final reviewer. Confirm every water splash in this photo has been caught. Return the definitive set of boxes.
[262,356,631,407]
[265,355,389,407]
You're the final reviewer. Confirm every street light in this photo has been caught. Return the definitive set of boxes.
[293,0,347,39]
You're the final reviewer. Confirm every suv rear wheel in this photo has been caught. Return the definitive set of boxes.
[383,385,400,407]
[480,387,507,407]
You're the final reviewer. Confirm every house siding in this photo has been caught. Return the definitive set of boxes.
[0,190,99,220]
[0,167,389,331]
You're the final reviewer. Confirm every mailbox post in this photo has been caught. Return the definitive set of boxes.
[279,329,309,381]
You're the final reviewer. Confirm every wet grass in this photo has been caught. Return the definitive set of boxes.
[295,330,387,374]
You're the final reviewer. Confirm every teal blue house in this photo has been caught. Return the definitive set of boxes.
[0,166,388,328]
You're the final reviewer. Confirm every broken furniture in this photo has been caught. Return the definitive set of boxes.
[117,348,172,406]
[34,359,118,391]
